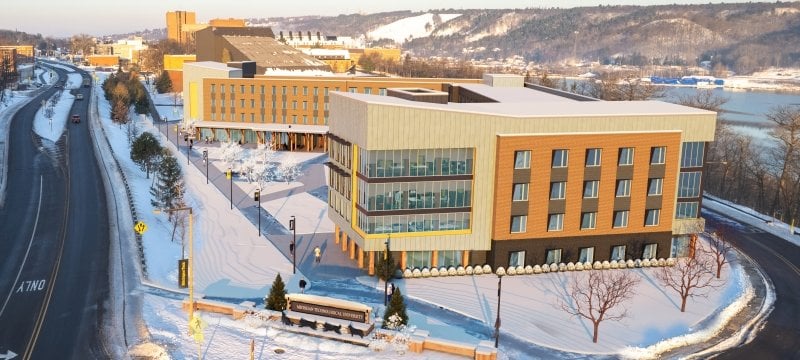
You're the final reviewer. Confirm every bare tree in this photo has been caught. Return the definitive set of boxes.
[657,250,719,312]
[676,89,729,113]
[576,72,663,101]
[559,271,640,343]
[708,228,733,279]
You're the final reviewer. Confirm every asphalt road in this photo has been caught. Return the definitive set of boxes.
[0,64,110,359]
[705,209,800,359]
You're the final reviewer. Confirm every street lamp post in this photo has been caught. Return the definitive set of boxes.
[154,206,194,334]
[290,215,297,274]
[383,234,391,305]
[255,189,261,237]
[494,273,503,348]
[228,167,233,209]
[202,150,208,184]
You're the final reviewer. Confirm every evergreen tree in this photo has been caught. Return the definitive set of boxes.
[155,71,173,94]
[383,288,408,329]
[131,132,162,178]
[265,273,287,311]
[150,150,184,212]
[375,238,398,305]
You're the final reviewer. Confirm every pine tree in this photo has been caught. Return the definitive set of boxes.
[383,288,408,329]
[265,273,287,311]
[155,71,173,94]
[131,132,162,178]
[150,151,184,212]
[375,239,398,305]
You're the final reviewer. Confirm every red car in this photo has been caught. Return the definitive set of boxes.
[71,114,80,123]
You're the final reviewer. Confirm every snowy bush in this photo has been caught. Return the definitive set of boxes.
[457,266,466,276]
[618,260,627,269]
[652,258,660,266]
[483,264,492,274]
[448,267,457,276]
[642,259,651,267]
[524,265,534,274]
[496,267,506,276]
[593,261,602,270]
[610,260,618,269]
[575,262,584,271]
[394,269,404,278]
[506,267,516,275]
[439,267,449,277]
[421,268,431,277]
[412,268,422,278]
[626,259,635,268]
[657,258,665,266]
[533,265,542,274]
[634,259,642,268]
[549,263,559,272]
[666,258,676,266]
[473,266,484,275]
[541,264,550,273]
[465,266,474,275]
[430,268,440,277]
[403,269,413,278]
[567,262,575,271]
[516,265,525,275]
[558,263,567,272]
[601,261,610,270]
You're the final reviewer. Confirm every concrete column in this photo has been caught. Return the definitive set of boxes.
[357,247,364,267]
[400,251,407,270]
[368,251,375,275]
[349,239,356,260]
[341,232,348,252]
[462,250,470,267]
[432,251,439,269]
[334,225,340,244]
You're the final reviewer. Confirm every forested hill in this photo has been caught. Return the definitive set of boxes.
[252,2,800,74]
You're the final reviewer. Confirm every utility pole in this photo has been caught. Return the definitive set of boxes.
[255,189,261,237]
[495,274,503,348]
[290,215,296,274]
[202,150,208,184]
[227,168,233,209]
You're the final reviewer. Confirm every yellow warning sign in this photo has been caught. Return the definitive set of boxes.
[190,314,206,343]
[134,221,148,235]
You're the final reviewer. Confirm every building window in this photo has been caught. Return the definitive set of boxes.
[292,115,297,124]
[272,86,276,95]
[292,86,298,95]
[303,115,308,124]
[645,209,661,226]
[681,142,705,168]
[671,236,691,257]
[220,84,225,93]
[230,99,235,107]
[406,251,432,270]
[438,250,463,268]
[240,85,245,93]
[230,85,235,93]
[550,182,566,200]
[364,87,372,94]
[613,210,629,228]
[210,84,216,93]
[514,150,531,169]
[512,183,529,201]
[210,113,216,120]
[250,113,255,122]
[581,212,596,230]
[260,85,265,94]
[282,86,286,95]
[548,213,564,231]
[240,113,245,121]
[302,101,307,110]
[578,247,594,263]
[509,251,525,267]
[250,85,255,94]
[585,148,602,167]
[250,99,255,108]
[648,178,663,196]
[678,172,702,198]
[511,215,527,233]
[324,87,329,96]
[240,99,245,108]
[676,202,699,219]
[618,147,634,166]
[651,146,666,164]
[611,245,626,261]
[552,149,568,168]
[314,102,318,111]
[643,243,657,259]
[379,88,387,96]
[292,101,297,110]
[616,179,631,197]
[348,87,357,93]
[545,249,562,264]
[583,180,599,198]
[303,86,308,96]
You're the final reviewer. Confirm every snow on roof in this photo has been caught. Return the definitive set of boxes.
[187,61,240,71]
[368,13,461,43]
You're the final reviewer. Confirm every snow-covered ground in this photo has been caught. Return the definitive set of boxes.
[368,13,461,43]
[78,81,779,358]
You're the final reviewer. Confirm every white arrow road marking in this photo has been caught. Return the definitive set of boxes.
[0,350,18,360]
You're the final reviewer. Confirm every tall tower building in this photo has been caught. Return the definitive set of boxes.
[166,11,197,45]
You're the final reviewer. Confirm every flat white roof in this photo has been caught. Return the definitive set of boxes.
[192,121,328,134]
[459,83,575,103]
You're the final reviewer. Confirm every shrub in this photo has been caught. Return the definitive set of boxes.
[657,258,666,267]
[430,268,440,277]
[525,265,534,274]
[602,261,611,269]
[507,267,516,275]
[634,259,642,268]
[567,262,576,271]
[542,264,550,273]
[550,263,559,272]
[496,267,506,276]
[618,260,627,269]
[457,266,466,276]
[412,268,422,278]
[421,268,431,277]
[642,259,651,267]
[666,258,676,266]
[610,260,619,269]
[516,265,525,274]
[533,265,542,274]
[448,267,457,276]
[439,267,449,277]
[627,260,636,268]
[575,263,585,271]
[403,269,413,278]
[482,264,492,274]
[558,263,567,271]
[474,266,484,275]
[593,261,603,270]
[465,266,474,275]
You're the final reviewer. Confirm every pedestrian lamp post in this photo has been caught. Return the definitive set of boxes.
[383,234,392,305]
[174,125,179,147]
[289,215,297,274]
[227,168,233,209]
[153,206,195,334]
[254,189,261,237]
[202,150,208,184]
[494,272,503,348]
[184,134,190,164]
[161,117,166,138]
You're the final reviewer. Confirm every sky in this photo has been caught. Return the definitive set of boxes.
[1,0,770,38]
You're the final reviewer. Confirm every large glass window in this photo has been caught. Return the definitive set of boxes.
[545,249,562,264]
[645,209,660,226]
[676,202,699,219]
[651,146,666,164]
[671,236,691,257]
[513,183,529,201]
[648,178,663,196]
[548,213,564,231]
[583,180,599,198]
[514,150,531,169]
[681,142,705,168]
[406,251,432,269]
[611,245,626,261]
[613,211,629,228]
[618,148,634,166]
[585,148,602,167]
[552,149,569,168]
[643,243,658,259]
[616,179,631,197]
[362,148,474,179]
[550,182,566,200]
[578,247,594,263]
[438,250,463,268]
[511,215,527,233]
[508,251,525,267]
[581,212,596,230]
[678,172,702,198]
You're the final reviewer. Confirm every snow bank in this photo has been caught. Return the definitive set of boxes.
[33,89,75,142]
[368,13,461,43]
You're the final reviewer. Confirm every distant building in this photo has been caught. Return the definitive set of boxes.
[163,54,196,92]
[166,10,196,45]
[0,45,34,64]
[87,55,120,67]
[325,75,716,274]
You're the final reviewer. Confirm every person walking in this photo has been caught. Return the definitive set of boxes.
[386,282,395,303]
[314,246,321,263]
[299,279,307,294]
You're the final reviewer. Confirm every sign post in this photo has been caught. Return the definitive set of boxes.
[178,259,189,288]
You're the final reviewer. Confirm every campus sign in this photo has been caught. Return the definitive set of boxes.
[289,301,367,323]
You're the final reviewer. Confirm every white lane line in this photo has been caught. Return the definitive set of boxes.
[0,175,43,318]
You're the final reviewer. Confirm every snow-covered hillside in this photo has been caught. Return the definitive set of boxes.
[367,13,460,43]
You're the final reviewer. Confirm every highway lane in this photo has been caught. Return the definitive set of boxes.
[0,64,110,359]
[705,210,800,359]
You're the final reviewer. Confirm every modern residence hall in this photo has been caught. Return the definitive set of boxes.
[326,75,717,273]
